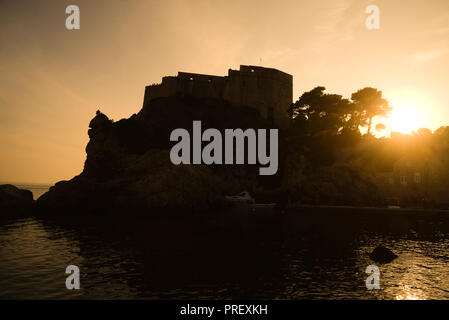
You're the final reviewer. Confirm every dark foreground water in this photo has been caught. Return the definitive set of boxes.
[0,209,448,299]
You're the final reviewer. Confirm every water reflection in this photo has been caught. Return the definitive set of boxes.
[351,235,449,300]
[0,218,83,299]
[0,217,143,299]
[0,212,448,299]
[395,285,423,300]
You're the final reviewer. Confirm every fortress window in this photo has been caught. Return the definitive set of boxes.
[251,69,255,72]
[189,77,194,81]
[208,78,212,83]
[400,175,407,185]
[414,172,421,183]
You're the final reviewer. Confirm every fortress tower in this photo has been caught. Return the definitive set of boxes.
[143,65,293,129]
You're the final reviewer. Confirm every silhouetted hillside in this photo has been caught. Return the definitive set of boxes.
[37,96,284,213]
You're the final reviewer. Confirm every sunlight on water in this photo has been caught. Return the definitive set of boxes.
[0,213,448,299]
[351,235,449,300]
[395,285,423,300]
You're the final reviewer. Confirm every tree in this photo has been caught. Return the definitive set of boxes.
[289,86,355,136]
[351,87,392,135]
[413,127,432,137]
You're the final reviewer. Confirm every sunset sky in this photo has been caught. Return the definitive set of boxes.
[1,0,448,184]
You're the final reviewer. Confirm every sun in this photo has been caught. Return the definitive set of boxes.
[388,91,428,135]
[390,102,423,134]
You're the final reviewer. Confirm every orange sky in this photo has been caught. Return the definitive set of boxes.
[1,0,448,184]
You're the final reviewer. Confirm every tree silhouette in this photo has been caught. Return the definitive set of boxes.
[351,87,392,135]
[289,86,355,136]
[414,127,432,136]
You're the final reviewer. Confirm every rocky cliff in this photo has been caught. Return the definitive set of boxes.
[37,96,282,214]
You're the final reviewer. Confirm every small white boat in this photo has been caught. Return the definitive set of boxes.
[225,191,255,206]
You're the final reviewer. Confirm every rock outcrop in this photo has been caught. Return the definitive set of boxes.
[0,184,33,209]
[37,96,282,214]
[369,246,398,263]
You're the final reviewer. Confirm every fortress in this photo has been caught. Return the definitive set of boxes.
[143,65,293,129]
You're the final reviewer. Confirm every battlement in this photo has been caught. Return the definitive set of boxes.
[143,65,293,129]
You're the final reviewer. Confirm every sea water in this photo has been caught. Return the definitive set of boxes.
[0,209,448,299]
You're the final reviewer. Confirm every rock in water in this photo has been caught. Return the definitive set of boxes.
[0,184,33,209]
[369,246,398,263]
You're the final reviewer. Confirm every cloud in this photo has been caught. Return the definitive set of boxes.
[407,48,449,67]
[311,0,364,54]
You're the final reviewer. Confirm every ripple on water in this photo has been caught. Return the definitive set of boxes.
[0,216,448,299]
[0,217,141,299]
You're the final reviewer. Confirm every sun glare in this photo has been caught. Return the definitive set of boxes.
[389,91,428,135]
[390,103,422,134]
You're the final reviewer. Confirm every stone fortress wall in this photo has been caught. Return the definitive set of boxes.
[143,65,293,129]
